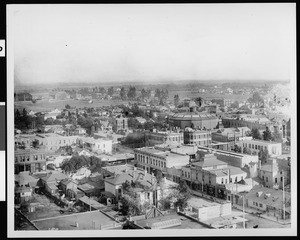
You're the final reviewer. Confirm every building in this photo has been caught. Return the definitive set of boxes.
[74,127,87,135]
[258,156,290,190]
[183,128,212,146]
[145,129,183,147]
[79,137,113,154]
[211,127,251,150]
[196,146,259,168]
[34,133,78,151]
[104,166,157,201]
[239,139,282,157]
[44,109,62,120]
[134,147,190,177]
[112,116,128,133]
[14,148,47,174]
[181,153,247,199]
[39,171,68,195]
[168,111,219,130]
[15,134,36,148]
[15,186,33,204]
[244,185,291,220]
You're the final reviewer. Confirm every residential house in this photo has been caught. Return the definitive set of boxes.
[245,185,291,220]
[39,171,68,195]
[239,139,282,157]
[79,137,113,154]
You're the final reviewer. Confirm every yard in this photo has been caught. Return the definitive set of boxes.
[21,193,78,221]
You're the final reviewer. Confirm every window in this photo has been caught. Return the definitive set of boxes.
[262,176,264,180]
[266,177,268,182]
[281,177,283,182]
[259,203,263,207]
[275,178,277,183]
[164,162,166,168]
[255,145,257,150]
[256,202,258,206]
[225,179,228,184]
[221,178,224,184]
[230,178,232,183]
[196,173,198,180]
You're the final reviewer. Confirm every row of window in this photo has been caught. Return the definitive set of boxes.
[243,143,268,151]
[15,154,45,163]
[137,154,166,168]
[262,176,283,183]
[184,134,211,140]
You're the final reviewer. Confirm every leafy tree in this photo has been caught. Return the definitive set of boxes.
[172,181,191,211]
[107,87,114,96]
[127,86,137,100]
[248,91,264,106]
[263,128,272,141]
[233,144,241,153]
[65,104,71,109]
[272,128,283,142]
[259,148,270,163]
[174,94,180,107]
[243,146,251,154]
[119,194,141,216]
[120,87,126,100]
[195,97,204,107]
[251,128,262,140]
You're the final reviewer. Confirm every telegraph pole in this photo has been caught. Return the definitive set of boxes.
[283,173,285,221]
[243,195,246,229]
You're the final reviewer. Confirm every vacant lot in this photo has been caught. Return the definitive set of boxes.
[23,193,76,221]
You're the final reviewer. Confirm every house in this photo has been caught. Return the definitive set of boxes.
[245,185,291,220]
[79,137,113,154]
[15,186,33,204]
[74,127,86,135]
[34,133,78,151]
[182,153,248,199]
[104,166,157,202]
[39,171,68,195]
[15,171,39,189]
[59,178,84,201]
[258,156,290,190]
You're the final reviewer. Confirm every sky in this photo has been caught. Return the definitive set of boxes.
[8,3,296,86]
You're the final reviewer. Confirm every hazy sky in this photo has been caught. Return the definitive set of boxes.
[8,3,296,86]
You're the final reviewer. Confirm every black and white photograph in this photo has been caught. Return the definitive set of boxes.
[6,3,297,237]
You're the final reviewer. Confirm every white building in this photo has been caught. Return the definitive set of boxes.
[239,139,282,157]
[34,133,78,151]
[80,137,113,154]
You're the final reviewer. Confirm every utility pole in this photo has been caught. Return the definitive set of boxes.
[243,195,245,229]
[283,173,285,221]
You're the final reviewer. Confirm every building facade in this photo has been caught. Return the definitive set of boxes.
[239,139,282,157]
[183,128,212,146]
[14,148,46,174]
[145,130,183,147]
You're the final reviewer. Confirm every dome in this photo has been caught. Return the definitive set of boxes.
[170,112,217,121]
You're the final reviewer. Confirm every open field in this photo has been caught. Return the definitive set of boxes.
[14,99,135,112]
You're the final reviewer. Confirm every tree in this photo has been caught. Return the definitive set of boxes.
[107,87,114,96]
[272,128,283,143]
[120,87,126,100]
[172,181,191,211]
[263,128,272,141]
[233,144,241,153]
[248,91,264,106]
[174,94,180,107]
[127,86,137,100]
[251,128,262,140]
[195,97,204,107]
[65,104,71,109]
[259,148,270,163]
[243,146,251,154]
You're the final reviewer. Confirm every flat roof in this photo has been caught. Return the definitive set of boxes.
[32,210,118,230]
[136,212,209,229]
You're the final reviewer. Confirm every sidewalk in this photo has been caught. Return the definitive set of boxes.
[232,204,290,225]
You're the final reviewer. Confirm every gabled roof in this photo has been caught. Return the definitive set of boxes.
[41,171,68,182]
